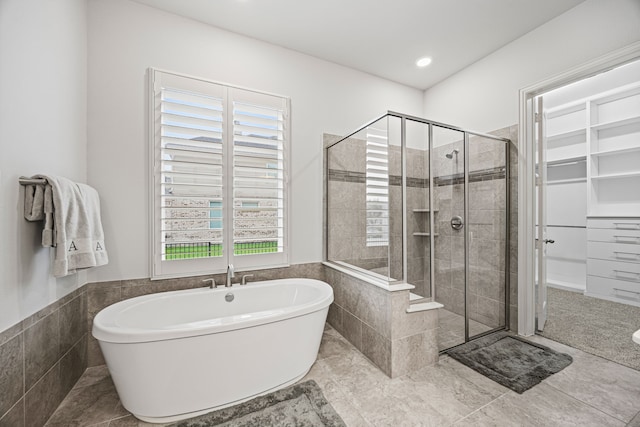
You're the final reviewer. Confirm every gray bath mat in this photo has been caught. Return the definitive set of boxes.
[447,331,572,394]
[171,380,346,427]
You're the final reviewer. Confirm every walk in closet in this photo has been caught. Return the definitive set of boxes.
[541,60,640,306]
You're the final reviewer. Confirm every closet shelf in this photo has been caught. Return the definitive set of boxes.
[546,101,585,119]
[545,156,587,167]
[591,146,640,157]
[546,128,586,143]
[547,178,587,185]
[590,115,640,131]
[591,171,640,181]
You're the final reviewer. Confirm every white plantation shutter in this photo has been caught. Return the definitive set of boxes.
[151,70,289,278]
[232,93,285,256]
[160,87,225,259]
[366,126,389,246]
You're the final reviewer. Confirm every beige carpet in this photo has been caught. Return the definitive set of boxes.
[540,287,640,371]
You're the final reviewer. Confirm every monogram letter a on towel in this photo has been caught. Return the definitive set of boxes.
[23,175,108,277]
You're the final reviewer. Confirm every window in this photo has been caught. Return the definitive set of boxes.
[209,201,222,230]
[365,126,389,246]
[150,69,289,278]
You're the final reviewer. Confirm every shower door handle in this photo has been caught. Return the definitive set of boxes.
[450,216,463,230]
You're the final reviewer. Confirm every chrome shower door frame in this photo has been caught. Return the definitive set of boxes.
[324,111,511,345]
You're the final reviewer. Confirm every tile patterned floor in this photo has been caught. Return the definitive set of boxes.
[437,309,493,351]
[45,324,640,426]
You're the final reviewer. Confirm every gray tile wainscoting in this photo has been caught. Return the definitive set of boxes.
[0,287,87,427]
[324,266,440,378]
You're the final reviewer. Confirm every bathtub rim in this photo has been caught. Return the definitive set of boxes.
[92,277,333,344]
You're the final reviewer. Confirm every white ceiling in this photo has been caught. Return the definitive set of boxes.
[133,0,585,90]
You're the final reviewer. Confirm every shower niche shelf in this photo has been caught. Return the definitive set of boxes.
[412,208,437,237]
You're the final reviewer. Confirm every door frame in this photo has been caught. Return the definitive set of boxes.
[535,95,548,332]
[517,41,640,336]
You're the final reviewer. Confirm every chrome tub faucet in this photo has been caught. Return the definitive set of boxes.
[226,264,235,287]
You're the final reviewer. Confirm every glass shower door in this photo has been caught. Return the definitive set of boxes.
[432,125,467,349]
[433,126,508,351]
[467,133,508,339]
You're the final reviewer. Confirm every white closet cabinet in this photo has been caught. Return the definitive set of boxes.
[586,218,640,307]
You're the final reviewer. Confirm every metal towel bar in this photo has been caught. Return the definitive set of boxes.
[18,177,47,185]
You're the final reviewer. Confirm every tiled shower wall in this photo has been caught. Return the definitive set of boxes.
[433,140,507,328]
[326,134,431,298]
[389,145,431,298]
[326,135,391,274]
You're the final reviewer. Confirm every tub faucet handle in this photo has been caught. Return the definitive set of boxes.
[241,274,254,285]
[202,278,217,289]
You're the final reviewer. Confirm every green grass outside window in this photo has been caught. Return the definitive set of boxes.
[165,241,278,259]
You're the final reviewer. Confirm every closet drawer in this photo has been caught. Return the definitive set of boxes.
[586,276,640,304]
[587,218,640,230]
[587,228,640,244]
[587,241,640,263]
[587,259,640,282]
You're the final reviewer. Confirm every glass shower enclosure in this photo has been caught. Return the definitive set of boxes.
[325,112,510,351]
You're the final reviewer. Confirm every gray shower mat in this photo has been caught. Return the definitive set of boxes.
[446,331,572,394]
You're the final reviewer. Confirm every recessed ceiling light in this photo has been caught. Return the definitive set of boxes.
[416,57,432,68]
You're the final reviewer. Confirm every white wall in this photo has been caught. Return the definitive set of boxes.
[422,0,640,132]
[0,0,87,331]
[87,0,423,282]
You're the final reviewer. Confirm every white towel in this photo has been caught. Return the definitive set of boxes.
[22,175,108,277]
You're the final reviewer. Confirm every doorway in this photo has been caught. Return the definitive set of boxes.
[520,44,640,369]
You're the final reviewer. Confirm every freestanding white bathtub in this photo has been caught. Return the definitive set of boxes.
[92,278,333,423]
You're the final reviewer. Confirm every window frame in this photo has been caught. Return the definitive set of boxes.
[149,68,291,279]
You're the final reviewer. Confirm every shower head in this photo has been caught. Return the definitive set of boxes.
[445,149,459,159]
